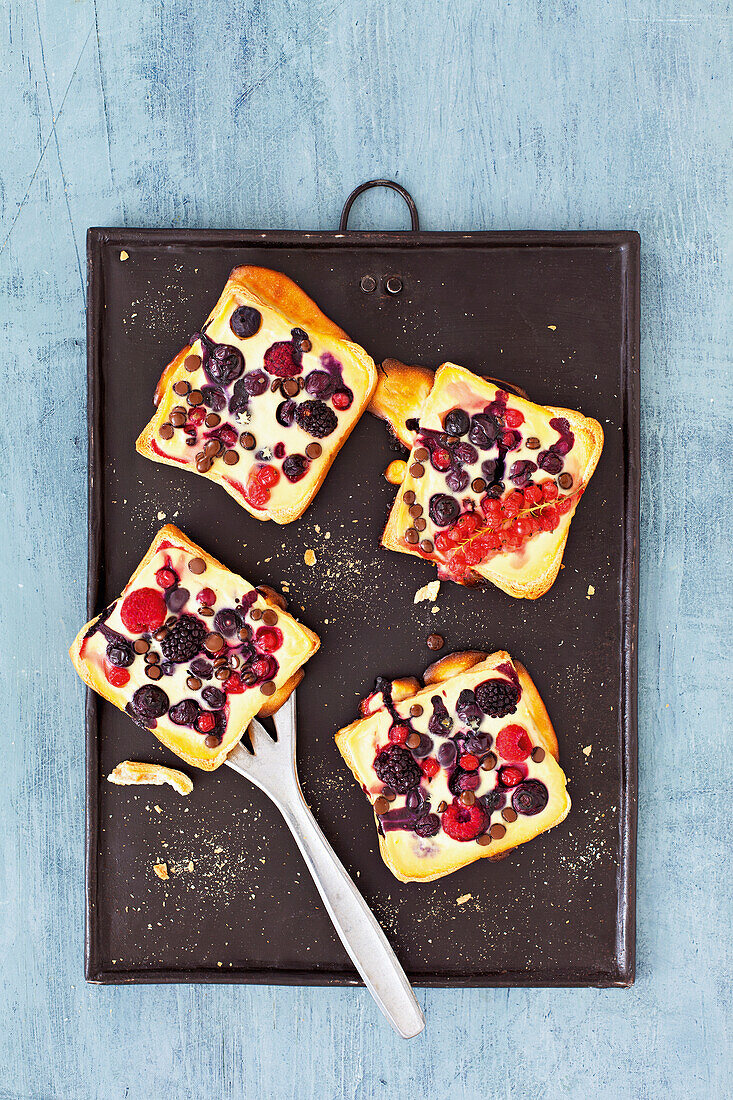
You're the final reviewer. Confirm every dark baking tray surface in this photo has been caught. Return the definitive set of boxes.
[85,225,639,986]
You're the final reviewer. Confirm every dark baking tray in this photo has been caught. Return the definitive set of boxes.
[85,211,639,987]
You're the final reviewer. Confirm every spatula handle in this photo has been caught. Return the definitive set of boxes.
[280,793,425,1039]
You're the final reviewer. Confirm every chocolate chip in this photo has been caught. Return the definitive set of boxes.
[460,791,475,806]
[196,457,212,473]
[260,681,276,696]
[215,666,229,680]
[187,390,204,406]
[170,410,186,427]
[214,656,228,667]
[205,413,221,428]
[240,432,256,450]
[204,734,219,748]
[525,436,540,450]
[420,540,435,554]
[262,610,278,626]
[238,628,251,641]
[476,834,492,846]
[133,639,149,654]
[405,528,419,544]
[188,557,206,574]
[241,670,256,685]
[199,606,214,617]
[406,733,421,749]
[382,787,396,802]
[270,377,281,393]
[228,655,241,669]
[184,354,202,372]
[300,337,312,353]
[223,449,239,465]
[481,752,497,771]
[409,704,423,717]
[204,440,222,458]
[414,518,427,532]
[437,800,448,814]
[403,490,416,505]
[426,633,443,650]
[204,632,224,652]
[373,797,390,815]
[250,607,262,621]
[531,746,546,763]
[471,477,486,493]
[144,651,159,664]
[173,380,191,396]
[409,463,425,478]
[408,504,423,518]
[159,423,174,440]
[502,807,518,822]
[153,628,168,641]
[414,447,429,462]
[305,442,322,459]
[146,664,162,680]
[185,435,198,446]
[282,378,299,397]
[186,676,202,691]
[489,822,506,839]
[558,472,573,489]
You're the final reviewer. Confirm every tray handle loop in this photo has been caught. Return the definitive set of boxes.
[339,180,420,232]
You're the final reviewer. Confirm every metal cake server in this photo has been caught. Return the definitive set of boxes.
[225,690,425,1039]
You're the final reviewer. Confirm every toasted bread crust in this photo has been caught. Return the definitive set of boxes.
[335,651,569,882]
[69,525,320,770]
[368,358,435,448]
[136,267,377,524]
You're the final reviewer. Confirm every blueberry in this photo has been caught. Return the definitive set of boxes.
[538,451,563,475]
[512,779,549,816]
[166,587,189,613]
[411,734,434,759]
[481,787,506,813]
[106,641,134,667]
[242,370,269,396]
[436,741,457,768]
[443,408,470,436]
[428,493,460,527]
[481,458,497,481]
[445,469,469,493]
[276,399,297,427]
[230,306,262,339]
[200,386,227,412]
[414,813,440,838]
[131,685,169,720]
[205,343,244,387]
[509,459,537,487]
[282,453,309,482]
[169,699,199,726]
[201,686,226,709]
[453,442,479,465]
[189,657,213,680]
[468,413,498,450]
[428,696,453,736]
[456,688,483,728]
[228,378,249,416]
[304,370,335,399]
[213,609,238,636]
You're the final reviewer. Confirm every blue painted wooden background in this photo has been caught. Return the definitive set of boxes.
[1,0,730,1096]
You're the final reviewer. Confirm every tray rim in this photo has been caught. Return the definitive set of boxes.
[84,226,640,988]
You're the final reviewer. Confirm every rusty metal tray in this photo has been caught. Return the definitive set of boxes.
[85,183,639,986]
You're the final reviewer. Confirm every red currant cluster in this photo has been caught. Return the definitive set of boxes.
[245,464,281,507]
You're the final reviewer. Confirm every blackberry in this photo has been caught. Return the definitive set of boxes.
[160,614,207,663]
[475,677,520,718]
[295,400,337,439]
[373,745,421,794]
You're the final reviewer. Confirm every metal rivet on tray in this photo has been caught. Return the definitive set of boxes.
[360,275,377,293]
[385,276,403,295]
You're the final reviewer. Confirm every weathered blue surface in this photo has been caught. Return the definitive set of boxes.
[1,0,730,1096]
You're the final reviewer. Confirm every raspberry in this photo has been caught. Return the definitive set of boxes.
[197,712,216,733]
[155,567,177,589]
[295,400,338,439]
[388,724,410,744]
[499,765,524,787]
[332,389,353,410]
[496,724,532,761]
[161,615,207,663]
[223,673,245,694]
[373,745,421,794]
[420,757,440,778]
[263,341,301,378]
[104,661,130,688]
[475,678,520,718]
[258,465,280,488]
[441,800,487,841]
[255,626,282,653]
[505,407,524,428]
[120,587,167,634]
[219,426,238,447]
[459,753,479,770]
